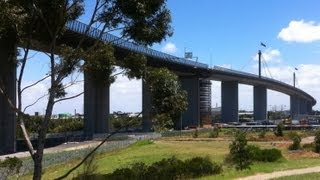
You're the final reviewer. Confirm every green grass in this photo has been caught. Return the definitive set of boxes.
[272,172,320,180]
[20,133,320,179]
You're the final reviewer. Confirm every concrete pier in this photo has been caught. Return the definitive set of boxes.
[142,81,152,131]
[0,33,17,154]
[290,95,300,118]
[221,81,238,123]
[84,72,109,138]
[180,77,200,128]
[254,86,267,120]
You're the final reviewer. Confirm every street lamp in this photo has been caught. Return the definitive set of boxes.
[258,42,267,78]
[293,67,298,87]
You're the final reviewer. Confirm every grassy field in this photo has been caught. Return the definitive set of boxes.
[19,135,320,180]
[273,172,320,180]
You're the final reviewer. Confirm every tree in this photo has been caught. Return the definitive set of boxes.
[0,1,173,179]
[228,131,252,170]
[145,68,188,131]
[314,129,320,153]
[274,123,284,137]
[288,132,301,150]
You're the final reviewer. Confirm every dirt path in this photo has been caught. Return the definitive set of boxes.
[237,166,320,180]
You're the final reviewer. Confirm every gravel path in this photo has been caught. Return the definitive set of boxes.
[237,166,320,180]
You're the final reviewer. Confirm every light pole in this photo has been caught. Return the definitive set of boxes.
[258,42,266,78]
[293,67,298,87]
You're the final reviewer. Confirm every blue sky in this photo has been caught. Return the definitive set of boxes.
[22,1,320,114]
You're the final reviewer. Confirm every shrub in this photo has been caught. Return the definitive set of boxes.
[106,156,222,179]
[314,129,320,153]
[260,149,283,162]
[274,123,284,137]
[303,143,315,151]
[228,131,251,170]
[184,157,222,177]
[247,145,262,160]
[247,145,283,162]
[258,130,266,139]
[288,132,301,150]
[0,157,23,173]
[192,129,198,138]
[208,128,219,138]
[147,157,185,179]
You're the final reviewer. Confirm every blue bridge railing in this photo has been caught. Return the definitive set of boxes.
[65,21,208,69]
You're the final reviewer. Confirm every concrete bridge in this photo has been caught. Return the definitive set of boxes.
[0,20,316,154]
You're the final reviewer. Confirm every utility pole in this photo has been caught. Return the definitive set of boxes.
[293,72,296,87]
[258,42,266,78]
[293,67,298,87]
[258,50,262,78]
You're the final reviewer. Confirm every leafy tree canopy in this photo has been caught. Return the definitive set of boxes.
[145,68,188,131]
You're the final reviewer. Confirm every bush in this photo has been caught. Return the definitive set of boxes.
[228,131,251,170]
[314,129,320,153]
[260,149,283,162]
[105,156,222,179]
[288,132,301,150]
[303,143,315,151]
[208,128,219,138]
[247,145,262,160]
[192,129,198,138]
[0,157,23,173]
[147,157,185,179]
[274,123,284,137]
[184,157,222,177]
[247,145,283,162]
[258,130,266,139]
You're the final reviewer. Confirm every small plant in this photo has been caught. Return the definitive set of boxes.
[274,123,284,137]
[260,149,283,162]
[185,156,222,177]
[0,157,23,173]
[76,152,98,179]
[208,128,219,138]
[314,129,320,153]
[288,132,301,150]
[228,131,251,170]
[105,156,222,179]
[258,130,266,139]
[192,128,199,138]
[247,145,283,162]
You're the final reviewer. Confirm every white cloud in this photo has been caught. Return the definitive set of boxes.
[260,64,320,110]
[253,49,281,63]
[213,63,320,111]
[22,70,142,115]
[161,42,177,53]
[278,20,320,43]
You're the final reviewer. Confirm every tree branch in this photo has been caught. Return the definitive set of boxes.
[54,112,143,180]
[54,130,119,180]
[21,75,50,93]
[54,92,84,104]
[23,94,48,113]
[112,70,125,77]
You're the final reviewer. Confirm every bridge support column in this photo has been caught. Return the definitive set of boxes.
[0,33,17,154]
[142,81,152,131]
[253,86,267,120]
[290,95,300,119]
[199,80,212,126]
[299,99,308,115]
[307,102,312,114]
[84,72,109,138]
[179,77,200,128]
[221,81,238,123]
